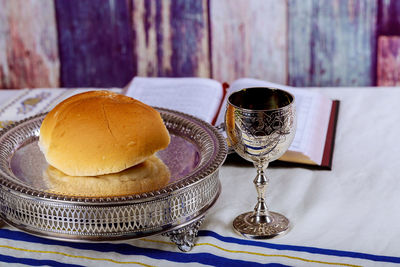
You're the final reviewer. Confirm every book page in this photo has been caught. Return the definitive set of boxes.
[125,77,223,124]
[216,78,332,165]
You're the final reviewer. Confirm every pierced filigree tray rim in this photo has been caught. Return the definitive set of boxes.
[0,108,228,205]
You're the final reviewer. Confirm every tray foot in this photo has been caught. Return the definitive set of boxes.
[163,217,204,252]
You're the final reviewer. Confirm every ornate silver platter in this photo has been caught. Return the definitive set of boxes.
[0,108,227,251]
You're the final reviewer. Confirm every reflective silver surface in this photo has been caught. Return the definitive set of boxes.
[225,87,296,239]
[226,87,296,165]
[0,108,227,242]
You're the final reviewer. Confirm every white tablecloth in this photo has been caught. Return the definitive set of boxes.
[0,88,399,267]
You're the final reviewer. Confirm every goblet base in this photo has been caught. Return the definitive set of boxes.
[233,211,290,239]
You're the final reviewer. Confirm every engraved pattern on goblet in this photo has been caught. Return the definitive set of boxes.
[225,87,296,239]
[233,107,295,164]
[233,211,289,237]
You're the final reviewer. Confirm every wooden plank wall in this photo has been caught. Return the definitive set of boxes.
[210,0,287,84]
[55,0,135,87]
[2,0,400,88]
[0,0,59,89]
[377,0,400,86]
[288,0,377,86]
[377,36,400,86]
[132,0,210,77]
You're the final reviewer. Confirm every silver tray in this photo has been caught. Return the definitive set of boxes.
[0,108,227,251]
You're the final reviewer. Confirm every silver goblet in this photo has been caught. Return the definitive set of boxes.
[225,87,296,239]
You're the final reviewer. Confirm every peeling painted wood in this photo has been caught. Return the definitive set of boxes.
[378,0,400,35]
[131,0,210,77]
[377,36,400,86]
[55,0,135,87]
[0,0,59,89]
[288,0,378,86]
[210,0,287,84]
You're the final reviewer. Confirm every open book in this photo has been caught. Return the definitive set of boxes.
[125,77,339,170]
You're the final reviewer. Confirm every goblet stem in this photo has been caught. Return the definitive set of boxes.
[253,163,272,224]
[232,161,290,239]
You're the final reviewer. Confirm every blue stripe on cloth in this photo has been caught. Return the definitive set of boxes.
[0,253,85,267]
[198,230,400,264]
[0,229,289,267]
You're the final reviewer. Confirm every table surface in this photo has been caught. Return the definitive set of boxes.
[0,87,399,267]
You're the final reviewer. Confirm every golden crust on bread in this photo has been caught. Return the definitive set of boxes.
[44,155,170,197]
[39,91,170,176]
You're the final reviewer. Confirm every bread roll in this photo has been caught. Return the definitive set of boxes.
[39,91,170,176]
[44,155,170,197]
